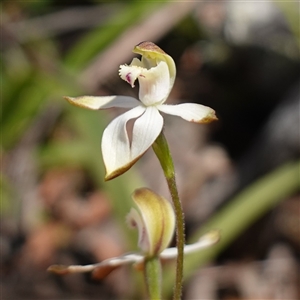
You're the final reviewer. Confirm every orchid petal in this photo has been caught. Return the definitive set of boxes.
[158,103,218,123]
[102,106,146,180]
[92,253,144,279]
[48,252,144,279]
[131,106,163,159]
[130,188,175,256]
[64,95,140,110]
[160,230,220,259]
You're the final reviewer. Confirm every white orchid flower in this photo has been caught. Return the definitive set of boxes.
[64,42,217,180]
[48,188,219,279]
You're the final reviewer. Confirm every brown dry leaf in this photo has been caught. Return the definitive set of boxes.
[90,229,125,262]
[276,196,300,249]
[21,222,71,267]
[55,191,111,229]
[40,167,112,228]
[39,168,86,207]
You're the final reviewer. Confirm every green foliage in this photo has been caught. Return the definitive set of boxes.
[64,2,161,71]
[2,2,299,298]
[2,1,157,250]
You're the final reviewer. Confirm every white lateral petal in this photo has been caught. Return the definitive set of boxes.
[160,230,220,259]
[102,106,146,180]
[64,95,140,110]
[158,103,217,123]
[100,252,144,267]
[47,252,144,277]
[91,252,144,279]
[131,106,163,160]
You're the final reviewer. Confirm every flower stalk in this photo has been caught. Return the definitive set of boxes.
[144,256,162,300]
[152,131,185,300]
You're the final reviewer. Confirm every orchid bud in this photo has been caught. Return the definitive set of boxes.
[127,188,175,257]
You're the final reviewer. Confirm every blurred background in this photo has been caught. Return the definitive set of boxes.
[1,1,299,299]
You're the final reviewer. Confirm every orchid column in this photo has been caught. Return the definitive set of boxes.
[64,41,217,299]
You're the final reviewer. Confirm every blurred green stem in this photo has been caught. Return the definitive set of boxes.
[144,256,162,300]
[152,131,184,300]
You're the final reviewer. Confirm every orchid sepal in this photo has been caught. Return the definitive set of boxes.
[63,95,139,110]
[158,103,218,124]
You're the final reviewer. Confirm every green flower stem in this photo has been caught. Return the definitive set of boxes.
[152,131,185,300]
[144,256,162,300]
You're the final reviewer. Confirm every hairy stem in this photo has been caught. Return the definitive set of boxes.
[152,131,185,300]
[144,256,162,300]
